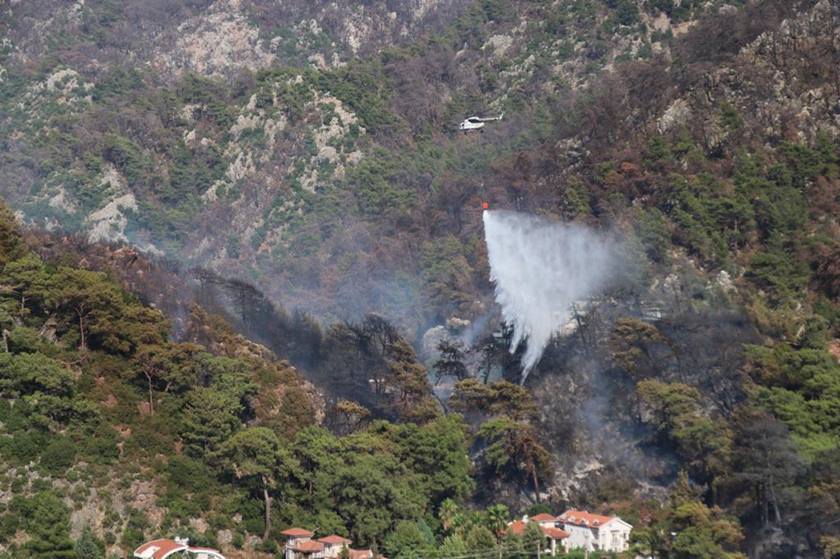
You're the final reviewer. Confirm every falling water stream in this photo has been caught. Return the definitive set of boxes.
[482,210,615,382]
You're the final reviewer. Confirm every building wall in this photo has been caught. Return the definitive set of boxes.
[323,544,347,558]
[599,522,631,552]
[561,520,631,552]
[561,524,597,551]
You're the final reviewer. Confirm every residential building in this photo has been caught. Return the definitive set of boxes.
[282,528,322,559]
[349,548,374,559]
[133,538,225,559]
[507,517,570,556]
[557,510,632,553]
[318,535,353,558]
[530,513,559,528]
[282,528,373,559]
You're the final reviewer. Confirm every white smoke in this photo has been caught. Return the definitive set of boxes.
[483,210,616,382]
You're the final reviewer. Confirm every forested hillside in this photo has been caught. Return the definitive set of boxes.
[0,204,469,558]
[1,0,840,558]
[5,0,814,325]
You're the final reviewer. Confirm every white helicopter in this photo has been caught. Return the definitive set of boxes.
[458,113,504,133]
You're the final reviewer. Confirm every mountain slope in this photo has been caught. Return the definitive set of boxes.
[1,0,840,557]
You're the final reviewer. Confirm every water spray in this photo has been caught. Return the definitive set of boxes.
[482,209,615,383]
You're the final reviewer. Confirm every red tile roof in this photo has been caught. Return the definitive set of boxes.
[507,521,567,540]
[290,541,326,553]
[531,513,558,523]
[542,527,570,540]
[558,510,614,528]
[133,539,187,559]
[508,520,528,536]
[282,528,315,538]
[133,538,224,559]
[349,549,373,559]
[318,535,352,545]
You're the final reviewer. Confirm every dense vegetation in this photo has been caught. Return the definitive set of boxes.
[2,0,840,557]
[0,205,594,558]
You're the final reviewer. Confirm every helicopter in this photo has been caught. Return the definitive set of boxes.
[458,113,504,133]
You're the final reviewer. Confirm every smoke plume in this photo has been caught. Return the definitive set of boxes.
[482,210,616,382]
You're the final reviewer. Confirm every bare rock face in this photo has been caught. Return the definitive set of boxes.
[421,325,449,362]
[86,193,137,244]
[657,99,692,134]
[160,0,275,78]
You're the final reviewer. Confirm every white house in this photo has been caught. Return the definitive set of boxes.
[283,529,366,559]
[282,528,323,559]
[530,513,559,528]
[557,510,632,553]
[507,516,570,556]
[318,535,353,558]
[133,538,225,559]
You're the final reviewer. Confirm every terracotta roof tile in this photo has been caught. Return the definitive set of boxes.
[349,548,373,559]
[282,528,315,537]
[133,539,225,559]
[541,527,570,540]
[507,520,527,536]
[291,541,326,553]
[318,535,352,545]
[558,510,614,528]
[531,513,558,523]
[508,521,571,540]
[133,539,187,559]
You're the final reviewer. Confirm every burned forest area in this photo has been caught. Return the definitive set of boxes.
[1,1,839,558]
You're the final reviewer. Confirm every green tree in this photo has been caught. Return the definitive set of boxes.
[609,318,672,378]
[383,520,436,559]
[450,379,537,421]
[1,254,50,319]
[638,474,745,559]
[182,388,244,456]
[0,352,76,425]
[478,417,552,502]
[292,426,342,512]
[437,533,468,557]
[485,504,510,539]
[464,524,497,551]
[521,522,545,558]
[133,343,201,414]
[75,526,105,559]
[334,399,371,434]
[385,414,475,505]
[49,267,123,351]
[0,352,74,399]
[637,380,732,483]
[13,491,76,558]
[331,433,426,547]
[0,203,26,265]
[439,498,461,533]
[728,409,804,528]
[433,340,468,384]
[216,427,298,540]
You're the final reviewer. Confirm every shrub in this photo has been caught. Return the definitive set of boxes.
[39,436,77,475]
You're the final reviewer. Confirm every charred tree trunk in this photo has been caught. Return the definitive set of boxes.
[528,457,541,504]
[760,482,769,528]
[768,475,782,525]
